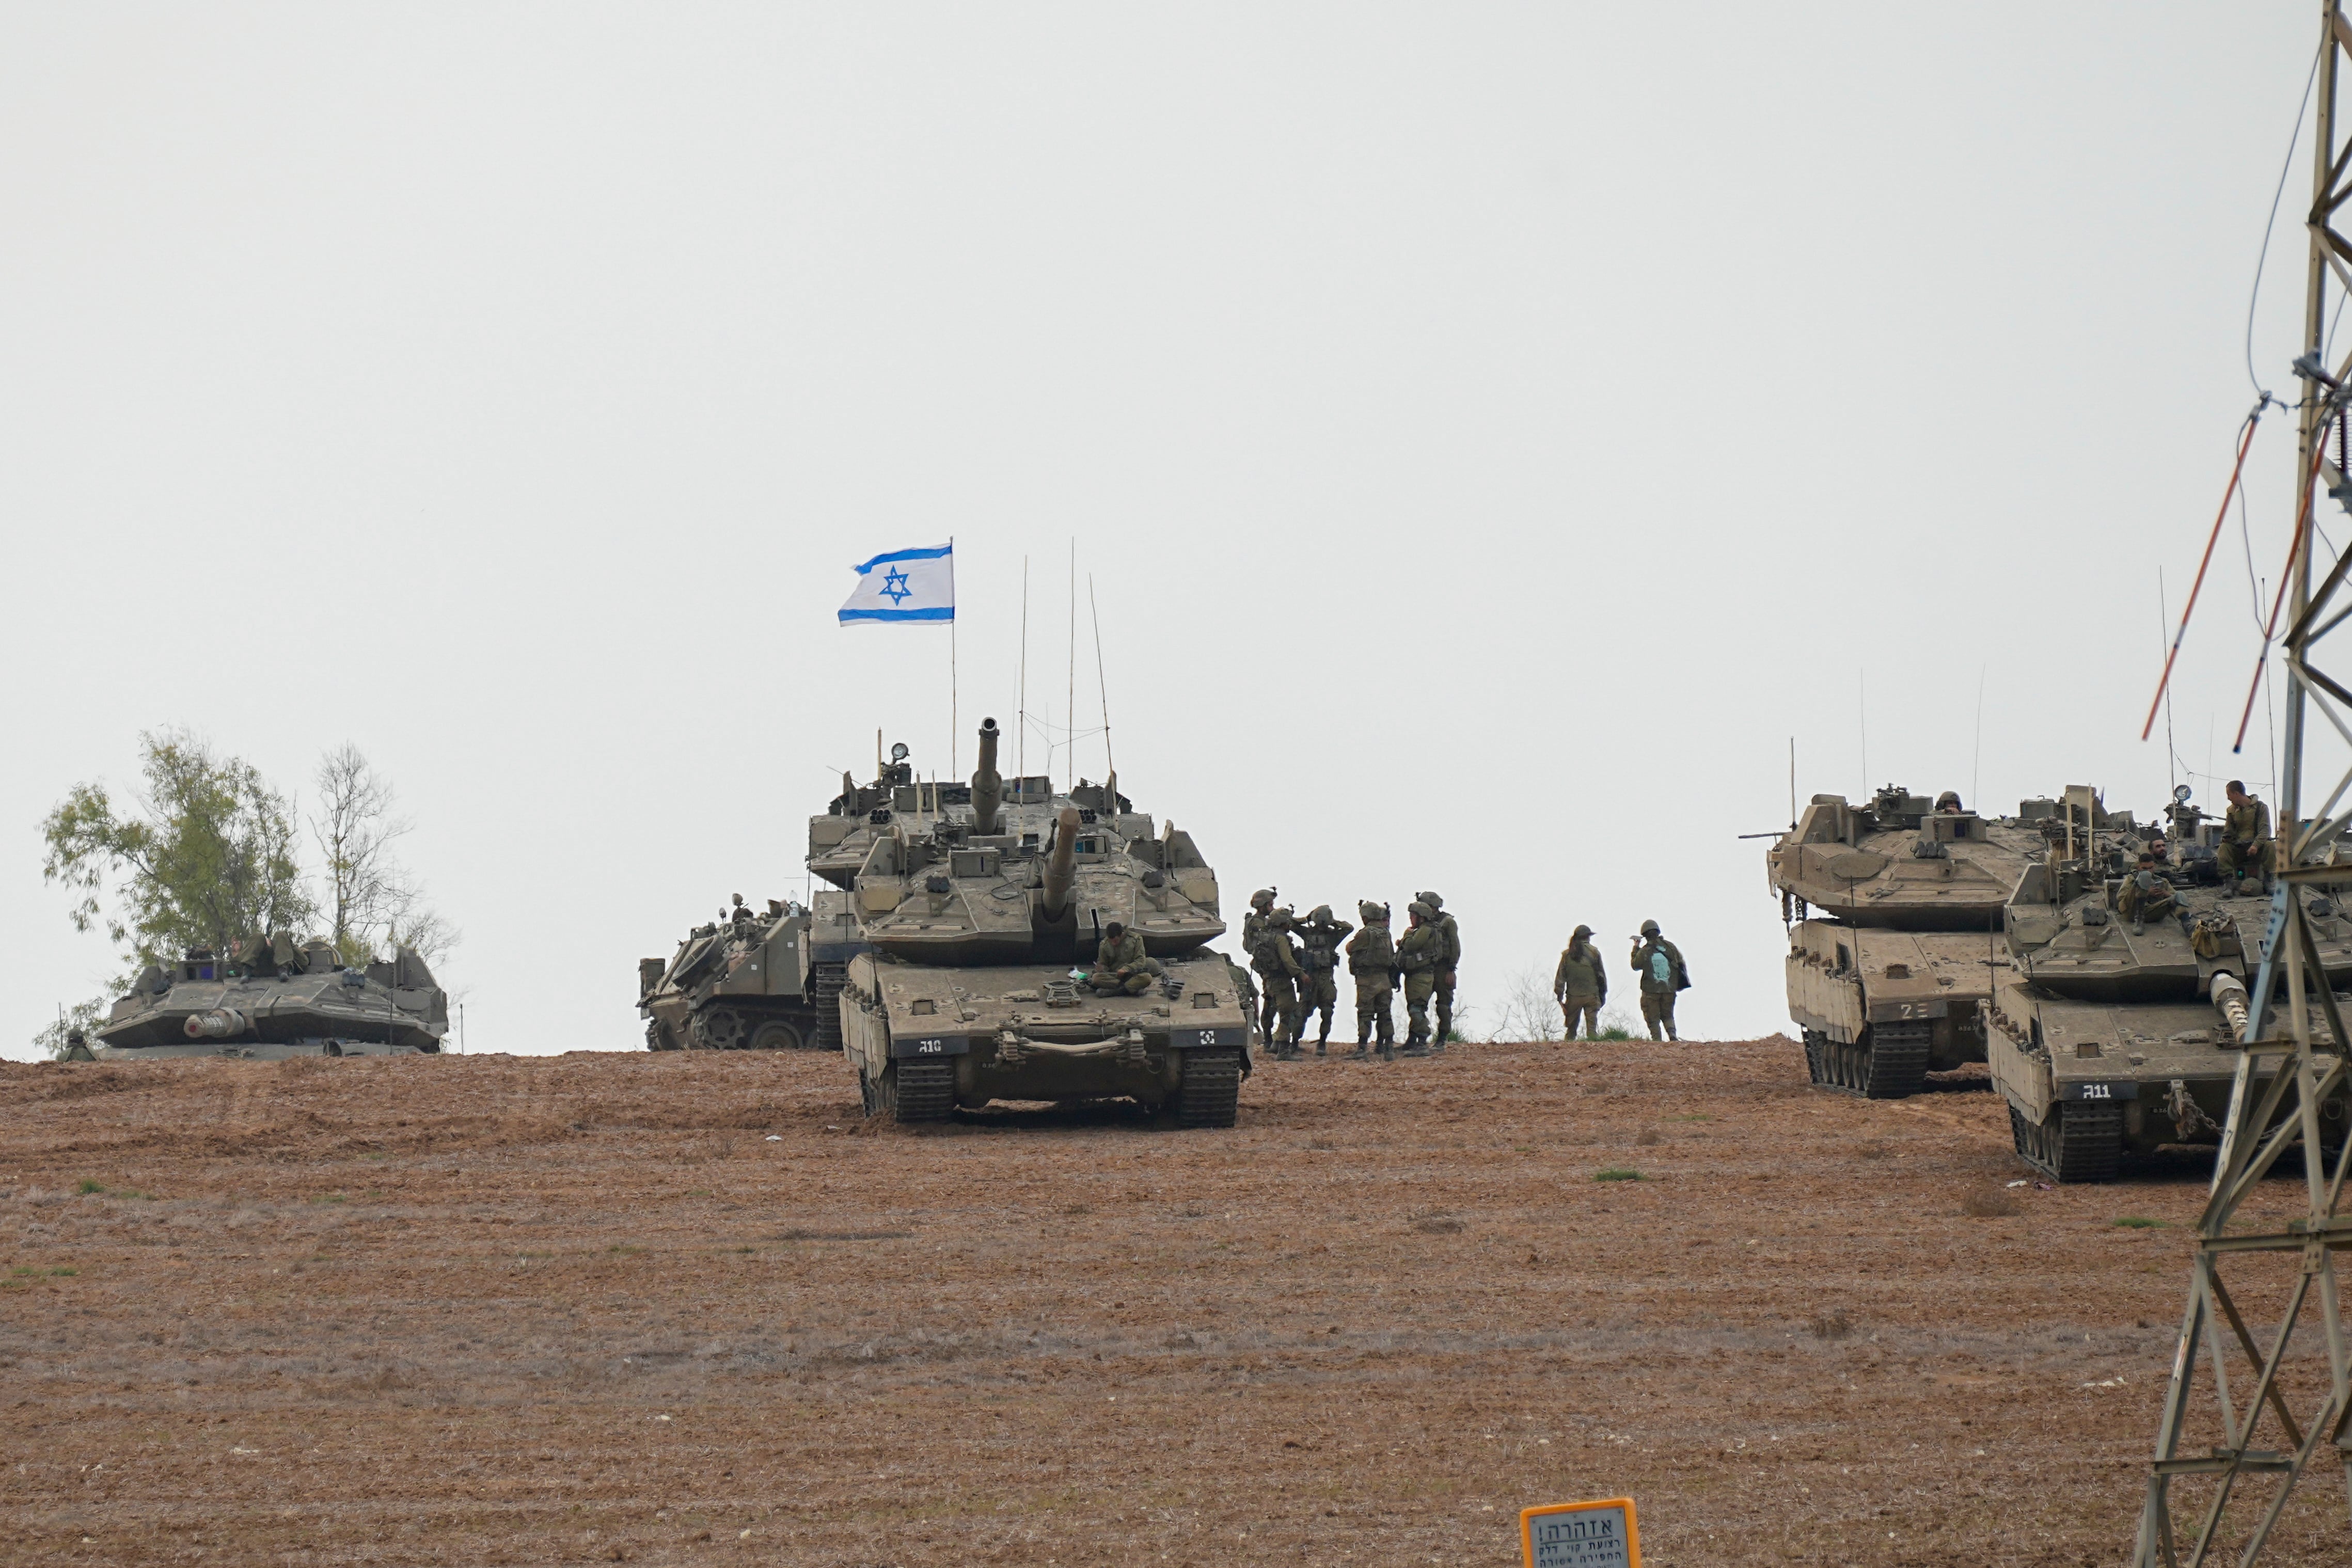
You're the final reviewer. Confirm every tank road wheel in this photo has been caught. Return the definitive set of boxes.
[689,1007,747,1051]
[812,964,848,1054]
[644,1020,682,1052]
[2010,1101,2123,1183]
[1859,1022,1932,1100]
[1177,1050,1242,1130]
[749,1019,805,1053]
[891,1060,955,1124]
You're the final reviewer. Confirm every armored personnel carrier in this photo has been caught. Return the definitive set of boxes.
[639,895,831,1051]
[1989,784,2352,1180]
[828,717,1252,1127]
[92,933,448,1059]
[1770,784,2043,1098]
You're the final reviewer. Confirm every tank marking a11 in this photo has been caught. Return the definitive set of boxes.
[94,935,448,1060]
[1768,784,2043,1099]
[827,717,1250,1127]
[639,895,846,1051]
[1987,783,2352,1180]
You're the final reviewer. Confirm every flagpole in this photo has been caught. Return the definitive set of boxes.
[949,536,958,779]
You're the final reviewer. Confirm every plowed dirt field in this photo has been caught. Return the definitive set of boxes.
[0,1040,2337,1566]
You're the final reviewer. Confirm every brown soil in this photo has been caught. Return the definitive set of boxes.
[0,1040,2340,1566]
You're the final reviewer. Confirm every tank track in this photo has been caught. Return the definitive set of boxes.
[811,963,847,1054]
[1804,1022,1931,1100]
[2010,1100,2123,1183]
[891,1059,955,1124]
[1177,1050,1242,1129]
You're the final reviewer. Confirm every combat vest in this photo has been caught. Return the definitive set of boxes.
[1431,912,1461,969]
[1347,924,1395,974]
[1396,924,1440,974]
[1298,921,1345,972]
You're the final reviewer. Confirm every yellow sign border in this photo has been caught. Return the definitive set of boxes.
[1520,1496,1640,1568]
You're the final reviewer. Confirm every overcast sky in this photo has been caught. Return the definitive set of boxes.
[1,5,2337,1059]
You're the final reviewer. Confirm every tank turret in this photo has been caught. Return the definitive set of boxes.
[93,935,448,1059]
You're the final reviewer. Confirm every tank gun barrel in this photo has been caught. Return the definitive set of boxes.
[1041,805,1080,920]
[182,1008,249,1040]
[972,717,1004,835]
[2211,971,2253,1044]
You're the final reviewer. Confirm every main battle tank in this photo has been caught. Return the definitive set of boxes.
[1988,784,2352,1181]
[1769,784,2044,1098]
[638,895,831,1051]
[826,717,1253,1127]
[93,933,448,1059]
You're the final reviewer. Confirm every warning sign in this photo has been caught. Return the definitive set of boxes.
[1520,1497,1639,1568]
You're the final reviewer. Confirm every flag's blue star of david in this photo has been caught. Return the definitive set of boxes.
[879,567,913,605]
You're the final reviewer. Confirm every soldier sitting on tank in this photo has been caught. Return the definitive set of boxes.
[2217,780,2275,895]
[1087,921,1164,995]
[2117,853,2180,935]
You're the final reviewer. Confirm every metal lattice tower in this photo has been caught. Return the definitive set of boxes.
[2137,6,2352,1561]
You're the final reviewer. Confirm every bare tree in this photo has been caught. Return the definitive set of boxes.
[1484,964,1565,1043]
[311,744,456,967]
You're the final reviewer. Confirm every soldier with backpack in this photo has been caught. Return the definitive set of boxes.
[1417,890,1461,1049]
[1630,919,1691,1042]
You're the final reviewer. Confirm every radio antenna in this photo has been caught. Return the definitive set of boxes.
[1089,575,1115,786]
[1018,556,1030,786]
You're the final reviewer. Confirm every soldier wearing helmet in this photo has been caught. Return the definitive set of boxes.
[1242,889,1280,1042]
[1416,891,1461,1050]
[1553,924,1606,1040]
[1345,901,1398,1062]
[1394,901,1444,1056]
[1935,791,1964,814]
[1251,907,1308,1058]
[1292,904,1355,1057]
[1629,919,1690,1042]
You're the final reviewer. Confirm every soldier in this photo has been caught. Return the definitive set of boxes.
[1087,921,1164,994]
[2117,853,2179,935]
[1417,890,1461,1050]
[1252,908,1307,1058]
[1630,919,1690,1042]
[1395,901,1444,1056]
[1553,924,1606,1040]
[2217,780,2274,895]
[1935,790,1964,814]
[1345,900,1397,1061]
[1242,889,1279,1042]
[1293,905,1354,1056]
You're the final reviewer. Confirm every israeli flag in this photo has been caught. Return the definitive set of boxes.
[839,543,955,624]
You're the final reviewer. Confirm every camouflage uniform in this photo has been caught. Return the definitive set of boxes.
[1241,890,1278,1043]
[2216,795,2274,890]
[1631,922,1688,1042]
[1252,911,1307,1057]
[1395,902,1443,1055]
[1293,905,1354,1054]
[2116,866,2178,931]
[1088,927,1162,994]
[1553,925,1606,1040]
[1345,902,1397,1060]
[1420,891,1460,1050]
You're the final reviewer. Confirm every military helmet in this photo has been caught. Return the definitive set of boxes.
[1639,918,1661,937]
[1407,899,1432,918]
[1935,790,1962,812]
[1270,909,1295,929]
[1571,924,1593,941]
[1308,904,1333,924]
[1250,888,1275,911]
[1359,900,1389,923]
[1417,890,1444,911]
